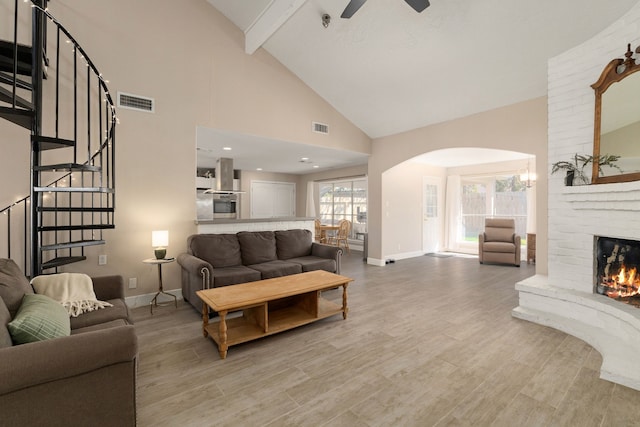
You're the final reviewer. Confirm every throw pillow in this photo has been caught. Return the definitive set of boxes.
[31,273,113,317]
[0,258,34,318]
[8,294,71,344]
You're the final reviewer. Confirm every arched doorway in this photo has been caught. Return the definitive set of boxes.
[381,148,535,260]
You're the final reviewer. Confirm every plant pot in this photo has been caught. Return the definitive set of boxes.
[565,170,575,186]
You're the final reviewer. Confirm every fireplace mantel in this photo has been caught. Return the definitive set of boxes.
[561,180,640,210]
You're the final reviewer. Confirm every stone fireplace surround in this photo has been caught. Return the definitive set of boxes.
[513,1,640,391]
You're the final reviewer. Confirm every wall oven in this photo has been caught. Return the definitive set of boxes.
[212,193,238,219]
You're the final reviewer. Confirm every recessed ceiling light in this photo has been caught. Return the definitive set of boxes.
[256,168,263,171]
[313,165,319,168]
[301,157,309,161]
[223,147,232,151]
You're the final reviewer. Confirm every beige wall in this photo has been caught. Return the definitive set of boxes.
[368,97,548,273]
[0,0,370,296]
[382,162,446,259]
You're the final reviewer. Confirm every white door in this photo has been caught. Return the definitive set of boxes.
[423,177,442,253]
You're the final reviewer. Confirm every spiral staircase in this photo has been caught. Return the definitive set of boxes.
[0,0,117,276]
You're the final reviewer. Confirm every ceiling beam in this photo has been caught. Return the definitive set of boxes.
[244,0,308,55]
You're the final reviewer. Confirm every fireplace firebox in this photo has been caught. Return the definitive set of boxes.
[595,236,640,307]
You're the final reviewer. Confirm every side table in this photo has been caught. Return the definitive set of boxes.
[143,257,178,314]
[527,233,536,264]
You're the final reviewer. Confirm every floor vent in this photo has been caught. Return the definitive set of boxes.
[312,121,329,134]
[117,92,155,113]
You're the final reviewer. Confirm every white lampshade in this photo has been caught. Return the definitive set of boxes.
[152,230,169,248]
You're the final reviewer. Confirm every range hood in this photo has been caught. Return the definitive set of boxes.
[203,158,244,194]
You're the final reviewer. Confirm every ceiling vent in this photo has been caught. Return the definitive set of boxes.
[117,92,155,113]
[312,121,329,134]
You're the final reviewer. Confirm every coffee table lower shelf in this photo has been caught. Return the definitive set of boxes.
[204,300,342,348]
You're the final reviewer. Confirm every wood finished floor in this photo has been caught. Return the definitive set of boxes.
[132,252,640,426]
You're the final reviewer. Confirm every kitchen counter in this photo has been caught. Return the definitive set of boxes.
[195,217,314,225]
[195,217,316,236]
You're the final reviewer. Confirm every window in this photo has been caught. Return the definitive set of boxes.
[318,178,367,240]
[460,174,527,248]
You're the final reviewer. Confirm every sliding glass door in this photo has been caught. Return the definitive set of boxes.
[318,178,367,240]
[459,174,527,252]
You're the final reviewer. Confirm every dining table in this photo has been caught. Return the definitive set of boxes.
[318,224,340,243]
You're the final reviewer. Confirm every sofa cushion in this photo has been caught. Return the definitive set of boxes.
[69,299,131,330]
[275,229,313,260]
[212,266,262,288]
[0,298,13,348]
[237,231,277,265]
[0,258,34,318]
[248,260,302,280]
[71,318,129,334]
[8,294,71,344]
[188,234,242,268]
[287,256,336,273]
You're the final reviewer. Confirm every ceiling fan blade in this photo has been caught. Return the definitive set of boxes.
[404,0,430,13]
[341,0,367,18]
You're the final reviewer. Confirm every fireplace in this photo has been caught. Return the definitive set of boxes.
[595,236,640,307]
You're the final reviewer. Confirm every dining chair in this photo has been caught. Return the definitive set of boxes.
[329,220,351,253]
[314,219,326,243]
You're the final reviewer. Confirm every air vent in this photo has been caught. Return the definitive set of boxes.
[117,92,155,113]
[312,121,329,134]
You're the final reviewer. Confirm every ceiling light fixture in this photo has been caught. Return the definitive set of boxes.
[322,13,331,28]
[223,147,232,151]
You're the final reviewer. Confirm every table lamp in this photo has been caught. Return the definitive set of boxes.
[152,230,169,259]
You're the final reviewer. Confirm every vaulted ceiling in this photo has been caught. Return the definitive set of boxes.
[199,0,638,173]
[208,0,638,139]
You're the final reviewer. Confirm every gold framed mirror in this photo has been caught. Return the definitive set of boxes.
[592,44,640,184]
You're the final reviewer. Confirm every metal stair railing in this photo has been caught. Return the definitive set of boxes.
[0,0,117,276]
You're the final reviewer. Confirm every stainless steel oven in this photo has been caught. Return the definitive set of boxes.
[212,194,238,219]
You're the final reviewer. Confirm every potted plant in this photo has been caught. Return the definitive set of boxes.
[551,153,621,185]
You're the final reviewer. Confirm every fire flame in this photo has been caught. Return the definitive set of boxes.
[604,265,640,298]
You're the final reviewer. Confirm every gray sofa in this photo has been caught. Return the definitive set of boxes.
[0,259,138,427]
[178,229,342,313]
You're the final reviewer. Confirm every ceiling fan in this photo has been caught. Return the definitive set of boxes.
[340,0,430,19]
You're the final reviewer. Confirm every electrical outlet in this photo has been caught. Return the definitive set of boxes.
[128,278,137,289]
[98,254,107,265]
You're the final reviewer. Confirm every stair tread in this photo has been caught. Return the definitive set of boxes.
[41,256,87,270]
[0,40,34,76]
[34,186,114,193]
[34,163,101,172]
[41,239,106,251]
[0,85,33,109]
[39,224,115,232]
[0,70,32,90]
[38,206,114,212]
[0,40,32,62]
[0,105,33,129]
[32,135,75,151]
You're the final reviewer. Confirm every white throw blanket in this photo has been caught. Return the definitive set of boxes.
[31,273,113,317]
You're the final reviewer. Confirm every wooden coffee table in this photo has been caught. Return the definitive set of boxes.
[196,270,353,359]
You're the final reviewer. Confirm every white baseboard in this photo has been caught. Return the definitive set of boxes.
[125,288,183,309]
[367,257,386,266]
